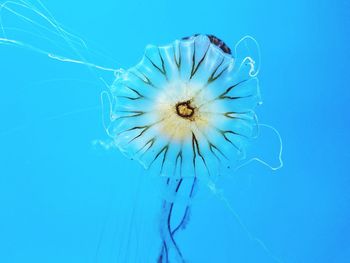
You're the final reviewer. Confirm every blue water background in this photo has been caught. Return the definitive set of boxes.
[0,0,349,262]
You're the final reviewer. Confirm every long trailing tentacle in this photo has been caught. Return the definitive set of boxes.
[158,177,197,263]
[158,178,184,263]
[171,177,197,237]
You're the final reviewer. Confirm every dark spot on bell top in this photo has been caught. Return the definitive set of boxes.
[182,34,232,55]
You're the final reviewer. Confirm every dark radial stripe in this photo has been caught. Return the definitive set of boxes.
[118,86,146,101]
[158,48,168,81]
[125,125,151,143]
[146,55,165,75]
[192,55,230,99]
[190,41,210,79]
[191,133,197,173]
[145,48,168,81]
[175,150,183,178]
[137,137,156,155]
[219,94,253,100]
[125,115,168,145]
[114,110,145,120]
[217,129,243,152]
[191,132,209,176]
[125,86,146,99]
[208,141,228,161]
[223,112,255,124]
[207,57,226,84]
[193,126,228,162]
[224,111,251,119]
[198,94,252,109]
[223,129,249,139]
[173,43,181,70]
[150,144,169,173]
[118,95,143,101]
[130,70,157,88]
[217,79,247,99]
[160,145,170,173]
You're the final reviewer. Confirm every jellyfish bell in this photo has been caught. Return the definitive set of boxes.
[106,34,261,180]
[102,35,264,261]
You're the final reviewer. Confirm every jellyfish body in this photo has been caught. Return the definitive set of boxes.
[105,34,260,262]
[107,34,260,180]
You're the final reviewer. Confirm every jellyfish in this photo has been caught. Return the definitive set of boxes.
[0,0,286,260]
[103,34,262,262]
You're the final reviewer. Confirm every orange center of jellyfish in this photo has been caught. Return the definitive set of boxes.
[175,100,196,120]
